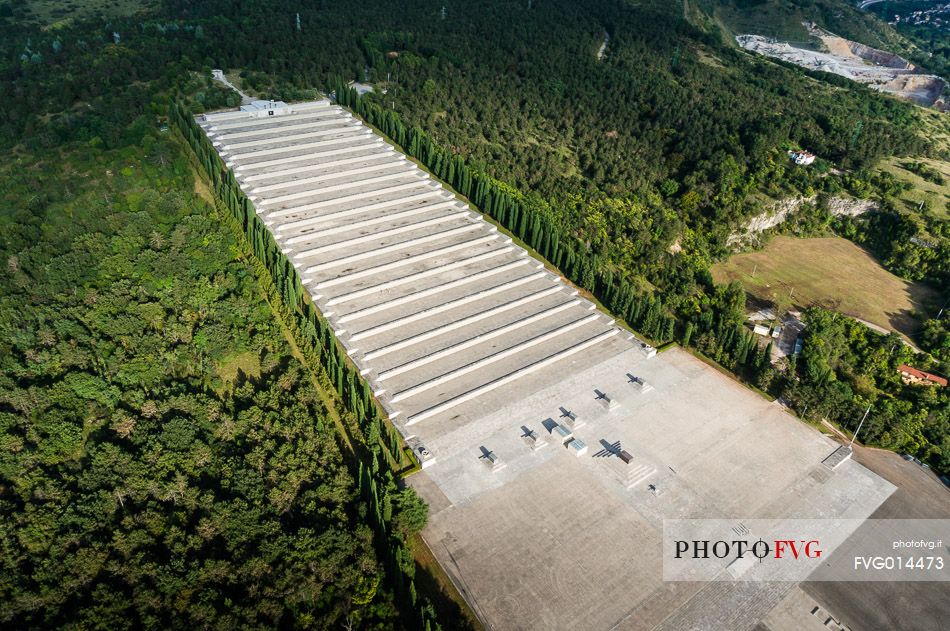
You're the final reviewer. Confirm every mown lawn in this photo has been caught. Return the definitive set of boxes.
[711,236,938,338]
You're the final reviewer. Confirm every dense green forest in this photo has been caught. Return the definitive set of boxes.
[788,308,949,464]
[0,136,414,626]
[1,0,949,625]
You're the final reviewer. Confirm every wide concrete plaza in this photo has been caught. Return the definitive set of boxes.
[413,347,894,630]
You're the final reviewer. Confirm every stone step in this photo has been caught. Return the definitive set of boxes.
[250,158,407,194]
[290,211,472,259]
[306,231,499,280]
[283,201,460,243]
[218,121,360,151]
[404,328,619,425]
[208,106,339,132]
[224,128,372,161]
[241,148,394,181]
[274,191,449,233]
[234,139,384,171]
[329,254,528,312]
[376,299,581,382]
[624,464,657,489]
[355,275,558,348]
[257,169,422,207]
[214,115,349,141]
[391,313,602,404]
[199,100,330,124]
[264,180,438,220]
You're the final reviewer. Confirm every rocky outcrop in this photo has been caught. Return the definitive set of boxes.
[825,196,877,217]
[728,196,877,246]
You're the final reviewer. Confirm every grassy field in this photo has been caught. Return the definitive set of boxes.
[711,236,939,338]
[879,156,950,221]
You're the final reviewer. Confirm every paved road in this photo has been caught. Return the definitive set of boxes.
[802,445,950,631]
[211,69,253,105]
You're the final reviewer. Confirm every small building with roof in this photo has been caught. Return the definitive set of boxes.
[239,99,290,118]
[789,150,816,166]
[898,364,947,387]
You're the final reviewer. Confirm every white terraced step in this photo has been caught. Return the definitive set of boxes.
[284,202,460,243]
[404,329,619,425]
[199,100,641,432]
[251,159,408,194]
[214,117,351,141]
[291,212,473,259]
[375,301,581,381]
[208,108,338,132]
[218,123,360,151]
[276,191,449,232]
[327,249,523,309]
[235,140,385,172]
[210,111,345,136]
[216,123,359,151]
[202,102,332,125]
[224,130,372,161]
[242,149,395,181]
[308,234,505,286]
[356,279,561,350]
[301,223,485,269]
[625,464,657,489]
[390,313,602,404]
[198,109,260,122]
[258,170,421,206]
[265,181,438,220]
[200,101,329,123]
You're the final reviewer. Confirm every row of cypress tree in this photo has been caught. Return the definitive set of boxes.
[334,79,770,380]
[169,100,442,631]
[334,78,677,343]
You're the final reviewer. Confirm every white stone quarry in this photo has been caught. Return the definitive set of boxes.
[198,100,645,450]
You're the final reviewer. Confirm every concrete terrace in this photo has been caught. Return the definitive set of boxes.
[198,101,895,631]
[198,100,641,450]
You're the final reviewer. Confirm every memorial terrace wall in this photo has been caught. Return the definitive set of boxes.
[197,100,649,457]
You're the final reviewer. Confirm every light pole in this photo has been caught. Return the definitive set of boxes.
[849,405,871,450]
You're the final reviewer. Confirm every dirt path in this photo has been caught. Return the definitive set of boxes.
[597,31,609,61]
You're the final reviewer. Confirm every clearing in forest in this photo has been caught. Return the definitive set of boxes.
[879,156,950,221]
[711,236,938,338]
[19,0,157,28]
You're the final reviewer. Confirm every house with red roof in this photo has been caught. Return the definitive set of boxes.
[898,364,948,387]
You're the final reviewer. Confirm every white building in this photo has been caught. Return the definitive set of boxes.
[789,150,816,166]
[239,100,290,118]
